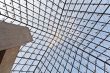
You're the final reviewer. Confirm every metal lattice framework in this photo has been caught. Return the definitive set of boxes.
[0,0,110,73]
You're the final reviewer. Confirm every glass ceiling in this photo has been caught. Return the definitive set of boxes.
[0,0,110,73]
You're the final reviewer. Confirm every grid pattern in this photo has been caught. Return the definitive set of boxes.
[0,0,110,73]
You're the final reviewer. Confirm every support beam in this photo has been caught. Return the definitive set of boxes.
[0,21,32,51]
[0,47,20,73]
[0,21,32,73]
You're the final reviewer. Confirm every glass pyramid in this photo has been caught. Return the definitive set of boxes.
[0,0,110,73]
